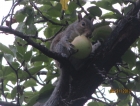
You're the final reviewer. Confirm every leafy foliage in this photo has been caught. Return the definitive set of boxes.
[0,0,140,106]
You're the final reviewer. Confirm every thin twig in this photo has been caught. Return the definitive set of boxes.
[1,79,7,102]
[24,67,45,86]
[29,0,67,26]
[28,27,64,42]
[5,60,26,106]
[0,26,66,61]
[37,75,45,85]
[76,0,89,16]
[6,61,20,106]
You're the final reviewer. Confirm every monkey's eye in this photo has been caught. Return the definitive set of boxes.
[81,22,86,27]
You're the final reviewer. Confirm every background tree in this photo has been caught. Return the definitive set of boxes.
[0,0,140,106]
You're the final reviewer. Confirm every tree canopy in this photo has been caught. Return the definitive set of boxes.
[0,0,140,106]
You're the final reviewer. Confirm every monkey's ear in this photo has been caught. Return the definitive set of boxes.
[78,13,83,22]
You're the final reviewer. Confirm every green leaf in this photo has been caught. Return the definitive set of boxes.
[16,22,27,33]
[14,37,27,57]
[122,49,136,68]
[2,66,14,77]
[16,52,23,62]
[39,84,54,95]
[111,80,123,89]
[39,5,52,13]
[23,79,37,88]
[127,81,135,89]
[101,12,121,19]
[14,10,26,22]
[92,25,112,41]
[44,26,54,38]
[55,2,62,11]
[24,50,32,62]
[5,73,17,83]
[26,24,37,35]
[92,1,113,11]
[47,3,61,17]
[36,0,53,5]
[88,102,104,106]
[132,99,137,106]
[19,0,28,5]
[27,94,39,106]
[19,66,46,80]
[31,54,49,63]
[19,95,24,105]
[68,1,77,13]
[100,0,123,5]
[121,67,137,75]
[109,0,123,4]
[0,43,14,56]
[23,6,34,16]
[4,54,13,63]
[45,70,57,82]
[5,93,12,99]
[37,84,54,102]
[0,70,2,78]
[136,61,140,74]
[123,4,133,15]
[11,62,20,69]
[24,92,39,104]
[11,87,17,99]
[44,24,60,38]
[32,61,43,67]
[0,53,3,70]
[134,82,140,92]
[15,37,27,46]
[27,84,54,106]
[111,80,130,99]
[47,9,61,17]
[87,6,102,17]
[127,77,140,92]
[9,45,17,56]
[118,95,130,106]
[25,15,34,25]
[28,66,46,74]
[24,7,34,25]
[16,45,26,56]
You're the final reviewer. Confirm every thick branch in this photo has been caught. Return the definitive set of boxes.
[0,26,75,77]
[0,26,65,62]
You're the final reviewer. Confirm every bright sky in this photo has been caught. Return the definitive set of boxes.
[0,0,118,105]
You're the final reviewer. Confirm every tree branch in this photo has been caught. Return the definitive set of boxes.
[0,26,63,61]
[29,0,67,26]
[0,26,75,77]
